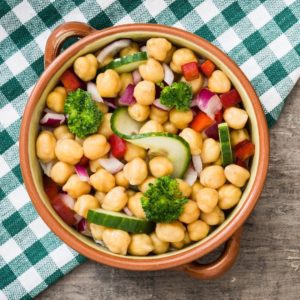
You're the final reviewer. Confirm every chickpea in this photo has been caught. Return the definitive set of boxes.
[53,125,74,140]
[128,192,145,219]
[74,54,98,81]
[139,120,164,134]
[181,75,203,94]
[36,131,56,163]
[208,70,231,93]
[139,58,164,83]
[163,121,178,134]
[96,69,121,97]
[123,157,148,185]
[128,234,154,256]
[46,86,67,113]
[223,107,249,130]
[55,139,83,165]
[89,159,102,173]
[179,128,202,155]
[124,142,147,162]
[170,48,197,73]
[163,45,176,64]
[74,194,99,218]
[201,206,225,226]
[224,164,250,187]
[102,186,128,212]
[133,81,155,106]
[62,174,91,198]
[138,176,156,193]
[230,128,250,147]
[214,156,222,166]
[200,166,226,189]
[176,179,192,197]
[149,156,173,178]
[156,221,185,243]
[115,171,129,188]
[102,229,131,255]
[90,169,115,192]
[50,161,74,185]
[187,220,210,241]
[120,42,139,57]
[191,182,203,200]
[218,184,242,210]
[95,102,109,114]
[146,38,172,61]
[172,232,191,249]
[126,189,136,198]
[94,191,106,205]
[169,109,193,129]
[119,72,133,95]
[179,200,200,224]
[196,187,218,213]
[150,233,169,254]
[150,106,169,124]
[128,103,150,122]
[90,223,106,241]
[98,113,113,138]
[201,138,221,163]
[83,134,110,160]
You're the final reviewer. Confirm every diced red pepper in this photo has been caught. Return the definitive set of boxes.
[181,62,200,81]
[220,89,241,108]
[234,140,255,161]
[190,111,214,132]
[52,195,77,226]
[200,60,216,77]
[78,155,89,167]
[235,158,248,169]
[108,134,127,159]
[60,69,83,92]
[215,109,223,124]
[43,176,60,200]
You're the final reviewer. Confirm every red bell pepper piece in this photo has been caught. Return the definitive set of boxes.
[235,158,248,169]
[234,140,255,161]
[60,69,83,92]
[181,62,200,81]
[78,155,89,167]
[215,109,223,124]
[108,134,127,159]
[190,111,214,132]
[200,60,216,77]
[52,194,77,226]
[43,176,60,200]
[220,89,241,108]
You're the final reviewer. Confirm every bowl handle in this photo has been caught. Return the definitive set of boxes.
[176,226,243,280]
[44,21,95,68]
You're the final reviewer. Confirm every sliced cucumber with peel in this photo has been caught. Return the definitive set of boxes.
[111,107,191,178]
[87,209,155,234]
[100,52,147,73]
[218,122,233,166]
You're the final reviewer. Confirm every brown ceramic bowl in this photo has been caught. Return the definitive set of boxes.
[20,22,269,280]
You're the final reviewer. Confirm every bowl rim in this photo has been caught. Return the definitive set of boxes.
[19,23,269,271]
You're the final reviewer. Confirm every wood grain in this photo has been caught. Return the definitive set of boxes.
[38,80,300,300]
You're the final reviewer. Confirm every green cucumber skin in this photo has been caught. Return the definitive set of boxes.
[218,123,233,166]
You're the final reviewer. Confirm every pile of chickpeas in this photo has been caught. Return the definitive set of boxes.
[36,37,252,256]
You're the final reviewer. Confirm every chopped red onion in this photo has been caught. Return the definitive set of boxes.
[132,70,141,85]
[205,123,219,141]
[39,160,54,177]
[184,165,198,186]
[196,88,222,119]
[192,155,203,174]
[118,84,136,106]
[77,218,92,237]
[163,63,174,86]
[123,207,133,216]
[75,165,90,182]
[74,214,83,224]
[44,108,55,114]
[60,193,75,210]
[97,39,131,64]
[153,99,171,111]
[40,112,66,127]
[87,82,103,103]
[190,98,198,107]
[99,154,124,174]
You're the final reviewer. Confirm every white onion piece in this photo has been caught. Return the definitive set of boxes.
[132,70,141,85]
[163,63,174,86]
[97,39,131,64]
[40,112,66,127]
[104,100,117,109]
[153,99,171,111]
[75,165,90,182]
[123,207,133,216]
[87,82,103,103]
[140,45,147,52]
[44,108,55,114]
[39,160,54,177]
[95,240,105,246]
[74,214,83,224]
[196,88,222,119]
[60,193,75,210]
[184,166,198,186]
[192,155,203,174]
[99,154,124,174]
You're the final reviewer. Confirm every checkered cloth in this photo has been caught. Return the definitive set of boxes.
[0,0,299,298]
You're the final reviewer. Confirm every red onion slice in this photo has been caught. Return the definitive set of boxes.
[40,112,66,127]
[205,123,219,140]
[132,70,141,85]
[60,193,75,210]
[192,155,203,174]
[118,84,136,106]
[163,63,174,86]
[87,82,103,103]
[77,218,92,237]
[97,39,131,64]
[153,99,171,111]
[123,207,133,216]
[75,165,90,182]
[99,154,124,174]
[184,165,198,186]
[39,160,54,177]
[196,88,222,119]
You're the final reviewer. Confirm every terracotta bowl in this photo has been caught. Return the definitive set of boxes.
[20,22,269,280]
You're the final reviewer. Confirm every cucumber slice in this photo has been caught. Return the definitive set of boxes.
[100,52,147,73]
[218,122,233,166]
[87,209,155,234]
[111,107,191,178]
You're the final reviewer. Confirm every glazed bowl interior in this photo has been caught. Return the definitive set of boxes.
[25,27,264,268]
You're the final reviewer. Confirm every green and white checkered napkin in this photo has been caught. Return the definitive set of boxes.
[0,0,299,298]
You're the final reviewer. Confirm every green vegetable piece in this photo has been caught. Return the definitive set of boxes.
[64,89,103,138]
[159,81,193,111]
[218,122,234,166]
[141,176,188,223]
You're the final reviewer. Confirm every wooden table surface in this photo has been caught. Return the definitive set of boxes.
[38,81,300,300]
